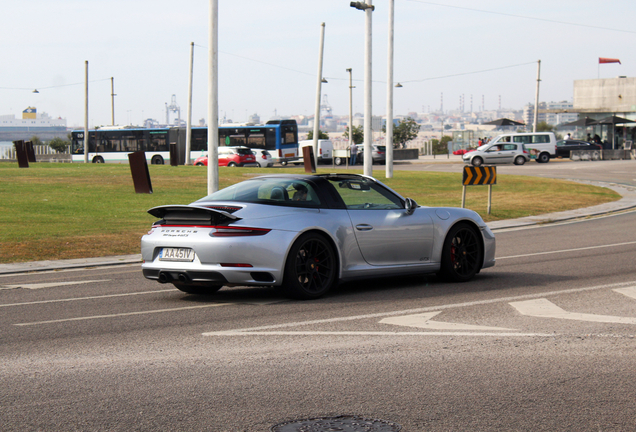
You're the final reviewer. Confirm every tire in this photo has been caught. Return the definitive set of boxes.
[514,156,526,165]
[151,155,164,165]
[92,156,105,164]
[227,162,237,167]
[280,232,337,300]
[471,156,483,167]
[334,157,343,166]
[195,162,204,166]
[537,152,550,163]
[439,223,483,283]
[173,283,223,295]
[280,161,288,166]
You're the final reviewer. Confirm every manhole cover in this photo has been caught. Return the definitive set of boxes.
[271,415,402,432]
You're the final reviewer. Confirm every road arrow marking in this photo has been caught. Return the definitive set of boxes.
[510,298,636,324]
[614,287,636,300]
[379,311,517,331]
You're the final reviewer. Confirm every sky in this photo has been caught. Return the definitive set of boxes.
[1,0,634,128]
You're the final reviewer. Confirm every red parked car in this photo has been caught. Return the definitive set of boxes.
[194,146,258,167]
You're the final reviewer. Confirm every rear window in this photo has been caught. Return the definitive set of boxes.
[235,148,253,155]
[196,178,321,207]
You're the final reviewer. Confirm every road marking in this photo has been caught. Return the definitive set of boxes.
[509,298,636,324]
[498,240,636,260]
[0,280,110,290]
[14,303,232,326]
[203,280,636,337]
[0,289,176,308]
[379,311,517,331]
[211,331,551,337]
[614,287,636,300]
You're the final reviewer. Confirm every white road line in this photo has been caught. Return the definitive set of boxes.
[498,240,636,260]
[211,331,552,337]
[379,311,517,331]
[614,287,636,300]
[509,298,636,324]
[0,280,110,290]
[15,303,232,326]
[203,281,636,336]
[0,289,176,308]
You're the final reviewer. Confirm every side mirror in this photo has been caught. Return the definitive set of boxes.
[405,198,417,215]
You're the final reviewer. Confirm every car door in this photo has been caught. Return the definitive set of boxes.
[500,144,518,163]
[483,144,507,164]
[333,178,435,265]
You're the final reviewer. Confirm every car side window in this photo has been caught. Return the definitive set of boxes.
[502,144,516,151]
[329,179,403,210]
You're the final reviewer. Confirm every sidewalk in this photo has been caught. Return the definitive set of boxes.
[2,170,635,276]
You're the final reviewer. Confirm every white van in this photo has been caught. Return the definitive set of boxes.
[487,132,557,163]
[296,139,333,164]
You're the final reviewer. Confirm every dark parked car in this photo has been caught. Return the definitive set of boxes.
[556,140,602,158]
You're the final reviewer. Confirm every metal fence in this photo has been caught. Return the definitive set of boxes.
[1,144,70,160]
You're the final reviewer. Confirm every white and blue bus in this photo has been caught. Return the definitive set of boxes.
[70,120,299,165]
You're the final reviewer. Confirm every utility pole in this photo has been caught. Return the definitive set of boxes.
[312,23,326,168]
[110,77,116,126]
[385,0,394,179]
[533,60,541,133]
[84,61,89,164]
[207,0,219,194]
[185,42,194,165]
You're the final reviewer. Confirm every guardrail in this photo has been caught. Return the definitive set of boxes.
[570,150,632,161]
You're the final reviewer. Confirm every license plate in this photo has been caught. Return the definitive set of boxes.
[159,248,195,262]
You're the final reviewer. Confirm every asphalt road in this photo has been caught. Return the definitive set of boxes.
[1,159,636,431]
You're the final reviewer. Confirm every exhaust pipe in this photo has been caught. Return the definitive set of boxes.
[158,272,170,283]
[178,273,191,283]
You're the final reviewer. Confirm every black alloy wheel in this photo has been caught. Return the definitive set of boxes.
[281,233,337,299]
[439,223,482,282]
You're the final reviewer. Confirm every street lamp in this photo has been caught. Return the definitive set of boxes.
[351,0,373,177]
[350,1,374,11]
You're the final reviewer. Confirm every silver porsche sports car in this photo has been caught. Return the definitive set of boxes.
[141,173,495,299]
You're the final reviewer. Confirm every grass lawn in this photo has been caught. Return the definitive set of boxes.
[0,162,620,263]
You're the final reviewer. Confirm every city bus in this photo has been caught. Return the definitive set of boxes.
[70,120,299,165]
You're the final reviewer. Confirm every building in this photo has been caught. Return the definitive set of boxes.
[524,101,577,127]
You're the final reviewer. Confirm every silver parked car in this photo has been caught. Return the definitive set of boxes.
[463,142,529,166]
[141,173,496,299]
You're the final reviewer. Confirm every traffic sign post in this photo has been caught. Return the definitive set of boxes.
[461,166,497,214]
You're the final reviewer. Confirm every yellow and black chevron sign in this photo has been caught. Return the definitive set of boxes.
[463,166,497,186]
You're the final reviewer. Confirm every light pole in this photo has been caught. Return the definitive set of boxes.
[350,1,374,177]
[185,42,195,165]
[312,23,326,168]
[385,0,394,178]
[84,61,89,164]
[208,0,219,194]
[533,59,541,133]
[346,68,354,164]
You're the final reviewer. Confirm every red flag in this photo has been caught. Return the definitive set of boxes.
[599,57,621,64]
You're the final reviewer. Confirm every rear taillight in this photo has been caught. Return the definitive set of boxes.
[211,227,271,237]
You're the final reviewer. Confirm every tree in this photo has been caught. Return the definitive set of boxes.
[343,125,363,145]
[306,129,329,140]
[431,135,452,155]
[382,117,420,148]
[30,135,43,146]
[49,137,70,153]
[536,121,555,132]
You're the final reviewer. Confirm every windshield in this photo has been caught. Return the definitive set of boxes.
[195,178,321,207]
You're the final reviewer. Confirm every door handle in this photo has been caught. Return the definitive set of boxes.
[355,224,373,231]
